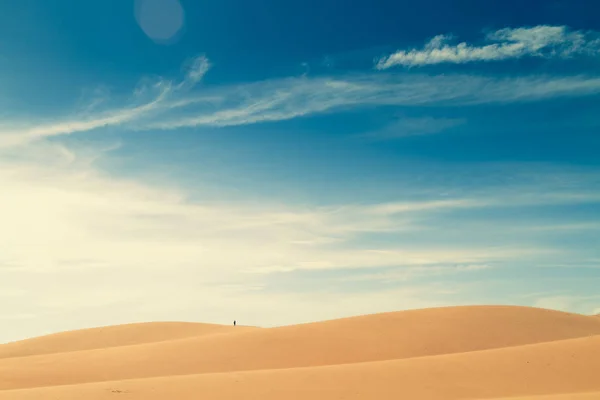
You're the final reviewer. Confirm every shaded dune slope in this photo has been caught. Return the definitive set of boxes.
[0,333,599,400]
[0,322,256,359]
[1,305,600,391]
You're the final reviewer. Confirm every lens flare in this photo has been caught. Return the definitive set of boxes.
[134,0,185,44]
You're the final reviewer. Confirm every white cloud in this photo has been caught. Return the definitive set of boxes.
[140,74,600,130]
[520,222,600,232]
[247,247,544,274]
[364,191,600,216]
[533,295,600,315]
[342,264,492,283]
[3,55,600,146]
[0,55,211,147]
[366,199,483,215]
[376,25,600,69]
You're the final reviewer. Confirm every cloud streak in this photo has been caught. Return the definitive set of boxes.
[0,56,211,147]
[133,74,600,130]
[3,54,600,146]
[2,142,598,278]
[533,294,600,314]
[376,25,600,69]
[363,117,466,139]
[342,264,492,283]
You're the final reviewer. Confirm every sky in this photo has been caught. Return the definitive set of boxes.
[1,0,600,342]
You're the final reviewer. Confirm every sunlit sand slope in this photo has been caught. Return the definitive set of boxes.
[2,305,600,391]
[0,333,598,400]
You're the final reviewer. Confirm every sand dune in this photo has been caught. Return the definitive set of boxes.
[482,393,600,400]
[0,333,599,399]
[0,322,255,359]
[1,305,600,390]
[1,306,599,399]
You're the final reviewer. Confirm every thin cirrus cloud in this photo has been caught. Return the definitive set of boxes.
[1,140,596,279]
[139,73,600,131]
[0,55,212,148]
[362,117,466,139]
[533,295,600,314]
[341,264,492,283]
[3,53,600,147]
[376,25,600,69]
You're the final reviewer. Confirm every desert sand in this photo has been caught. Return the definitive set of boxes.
[1,305,599,399]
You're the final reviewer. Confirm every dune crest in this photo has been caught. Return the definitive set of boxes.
[0,322,256,359]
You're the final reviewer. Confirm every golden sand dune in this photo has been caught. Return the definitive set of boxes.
[0,332,598,400]
[1,306,599,399]
[0,322,256,360]
[1,305,600,391]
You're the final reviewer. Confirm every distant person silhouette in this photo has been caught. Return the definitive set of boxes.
[234,320,236,327]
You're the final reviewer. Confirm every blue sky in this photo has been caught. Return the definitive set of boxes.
[1,0,600,342]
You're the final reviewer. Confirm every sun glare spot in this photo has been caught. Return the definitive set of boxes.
[134,0,185,44]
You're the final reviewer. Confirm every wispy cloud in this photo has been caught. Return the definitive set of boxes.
[366,199,483,215]
[3,55,600,146]
[533,294,600,314]
[376,25,600,69]
[0,55,212,147]
[363,117,466,139]
[3,142,597,279]
[2,139,600,339]
[342,264,492,283]
[136,74,600,130]
[364,191,600,216]
[249,247,537,274]
[520,222,600,232]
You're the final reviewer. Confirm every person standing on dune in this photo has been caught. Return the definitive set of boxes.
[234,320,236,326]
